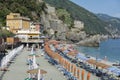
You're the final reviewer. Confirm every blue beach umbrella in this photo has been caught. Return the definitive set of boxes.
[107,66,120,76]
[76,53,89,61]
[63,50,69,54]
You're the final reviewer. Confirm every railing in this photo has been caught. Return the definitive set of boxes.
[20,39,43,43]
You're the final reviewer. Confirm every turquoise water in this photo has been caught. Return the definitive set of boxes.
[77,39,120,62]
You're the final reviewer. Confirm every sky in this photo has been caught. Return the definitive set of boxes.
[70,0,120,18]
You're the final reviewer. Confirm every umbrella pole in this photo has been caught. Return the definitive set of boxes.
[28,63,31,78]
[38,69,41,80]
[29,73,31,79]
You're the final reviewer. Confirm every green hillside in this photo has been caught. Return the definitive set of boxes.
[96,14,120,33]
[43,0,109,34]
[0,0,47,37]
[0,0,46,26]
[0,0,110,35]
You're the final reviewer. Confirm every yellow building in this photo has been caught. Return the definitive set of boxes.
[17,25,41,42]
[6,13,30,34]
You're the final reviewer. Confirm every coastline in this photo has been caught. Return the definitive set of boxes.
[52,40,120,79]
[65,42,117,67]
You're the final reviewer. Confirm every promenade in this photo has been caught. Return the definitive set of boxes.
[0,45,100,80]
[0,48,66,80]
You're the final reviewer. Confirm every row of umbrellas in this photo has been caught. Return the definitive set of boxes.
[26,46,47,80]
[0,45,24,70]
[44,40,91,80]
[55,41,120,78]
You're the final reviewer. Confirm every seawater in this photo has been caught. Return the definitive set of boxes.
[77,39,120,62]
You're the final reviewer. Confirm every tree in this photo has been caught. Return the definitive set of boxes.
[56,8,73,29]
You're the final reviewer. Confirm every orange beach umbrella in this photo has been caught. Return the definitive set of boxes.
[87,72,91,80]
[81,70,85,80]
[77,69,80,79]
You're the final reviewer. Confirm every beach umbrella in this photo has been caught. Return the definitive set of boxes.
[37,69,41,80]
[67,62,70,72]
[77,69,80,79]
[73,65,76,77]
[76,53,89,61]
[87,72,91,80]
[28,54,39,57]
[30,46,34,55]
[27,69,47,74]
[81,70,85,80]
[71,64,74,73]
[70,64,73,73]
[32,55,38,69]
[24,78,32,80]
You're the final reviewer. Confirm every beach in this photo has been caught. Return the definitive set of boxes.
[0,48,66,80]
[0,40,119,80]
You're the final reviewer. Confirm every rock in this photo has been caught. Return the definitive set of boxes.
[77,34,108,47]
[56,32,66,40]
[39,3,109,46]
[66,31,87,42]
[74,20,84,30]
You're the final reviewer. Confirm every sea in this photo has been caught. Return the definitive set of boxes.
[77,39,120,63]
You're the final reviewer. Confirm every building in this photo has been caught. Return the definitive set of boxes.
[6,13,30,34]
[17,30,41,41]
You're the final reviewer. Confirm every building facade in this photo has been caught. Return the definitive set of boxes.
[6,13,30,34]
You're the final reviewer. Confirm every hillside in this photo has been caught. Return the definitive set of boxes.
[96,13,120,35]
[0,0,47,37]
[0,0,112,35]
[43,0,109,35]
[0,0,46,26]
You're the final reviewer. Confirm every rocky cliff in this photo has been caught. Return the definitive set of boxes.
[40,3,107,47]
[40,4,69,40]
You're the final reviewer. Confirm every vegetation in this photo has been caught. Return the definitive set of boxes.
[0,0,47,37]
[43,0,109,34]
[0,29,15,38]
[96,14,120,34]
[56,8,73,29]
[0,0,47,26]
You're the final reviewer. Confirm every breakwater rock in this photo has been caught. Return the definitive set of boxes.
[76,35,108,47]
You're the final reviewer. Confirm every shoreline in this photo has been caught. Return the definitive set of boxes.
[62,42,116,67]
[72,38,120,66]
